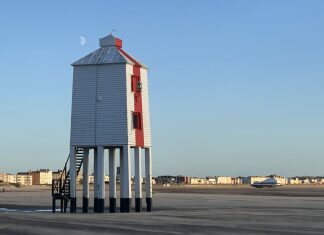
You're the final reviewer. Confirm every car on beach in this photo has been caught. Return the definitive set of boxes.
[251,177,281,188]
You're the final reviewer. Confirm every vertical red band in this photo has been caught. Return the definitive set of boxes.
[117,48,144,147]
[115,39,122,48]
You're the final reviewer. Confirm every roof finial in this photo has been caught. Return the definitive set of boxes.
[111,28,116,35]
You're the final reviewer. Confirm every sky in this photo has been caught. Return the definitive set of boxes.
[0,1,324,177]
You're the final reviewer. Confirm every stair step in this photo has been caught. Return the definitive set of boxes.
[52,150,84,202]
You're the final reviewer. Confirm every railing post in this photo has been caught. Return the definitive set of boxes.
[52,197,56,213]
[51,179,54,196]
[59,179,62,195]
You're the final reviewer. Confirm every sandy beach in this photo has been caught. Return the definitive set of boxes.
[0,184,324,234]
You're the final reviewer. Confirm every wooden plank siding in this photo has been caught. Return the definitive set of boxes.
[140,67,152,147]
[70,66,97,145]
[71,64,129,146]
[126,64,136,146]
[96,64,128,145]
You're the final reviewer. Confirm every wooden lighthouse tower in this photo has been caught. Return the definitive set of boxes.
[52,34,152,213]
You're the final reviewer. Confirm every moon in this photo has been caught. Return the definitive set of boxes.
[80,36,86,46]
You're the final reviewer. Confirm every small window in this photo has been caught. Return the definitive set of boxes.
[136,80,142,92]
[131,75,142,92]
[131,75,138,92]
[132,112,141,129]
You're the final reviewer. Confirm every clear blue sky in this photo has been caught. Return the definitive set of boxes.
[0,1,324,177]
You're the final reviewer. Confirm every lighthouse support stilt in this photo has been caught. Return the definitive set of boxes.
[109,148,117,213]
[93,148,98,212]
[121,145,131,212]
[70,146,77,213]
[145,147,152,212]
[119,148,124,212]
[97,146,105,213]
[134,147,142,212]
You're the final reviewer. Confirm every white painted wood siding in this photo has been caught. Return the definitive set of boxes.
[141,68,152,147]
[70,66,97,146]
[96,64,128,145]
[71,64,130,146]
[70,63,150,147]
[126,64,136,146]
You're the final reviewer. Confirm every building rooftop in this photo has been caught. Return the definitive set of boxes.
[72,34,147,68]
[17,172,30,175]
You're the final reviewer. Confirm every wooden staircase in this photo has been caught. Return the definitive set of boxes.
[52,147,84,213]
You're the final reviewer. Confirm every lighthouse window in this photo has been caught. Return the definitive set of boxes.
[132,112,141,129]
[131,75,137,92]
[131,75,141,92]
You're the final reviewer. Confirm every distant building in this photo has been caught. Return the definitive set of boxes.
[316,177,324,184]
[3,173,17,184]
[156,176,176,184]
[206,177,216,184]
[0,173,6,182]
[155,175,189,184]
[216,176,232,184]
[104,175,109,183]
[232,177,242,185]
[89,174,94,184]
[288,176,319,185]
[175,176,187,184]
[76,172,83,184]
[52,170,63,180]
[270,175,288,185]
[143,177,156,185]
[288,177,302,184]
[30,169,52,185]
[53,170,83,183]
[183,176,190,184]
[189,177,207,184]
[16,172,32,186]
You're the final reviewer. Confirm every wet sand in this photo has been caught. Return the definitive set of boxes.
[1,185,324,234]
[154,184,324,197]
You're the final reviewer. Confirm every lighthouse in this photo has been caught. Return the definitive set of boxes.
[59,34,152,213]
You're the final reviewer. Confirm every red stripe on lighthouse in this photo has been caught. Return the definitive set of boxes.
[117,48,144,147]
[115,38,122,48]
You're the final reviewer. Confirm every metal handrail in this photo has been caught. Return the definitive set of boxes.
[52,148,83,197]
[59,154,70,180]
[52,148,84,212]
